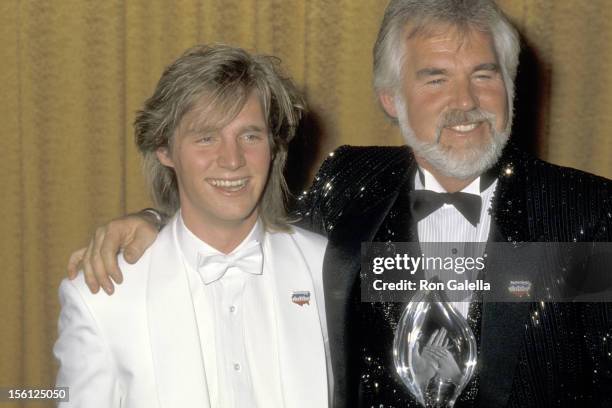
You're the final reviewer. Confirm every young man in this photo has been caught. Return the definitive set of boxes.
[54,44,330,408]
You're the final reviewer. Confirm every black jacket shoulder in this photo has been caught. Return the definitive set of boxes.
[294,145,414,235]
[494,144,612,242]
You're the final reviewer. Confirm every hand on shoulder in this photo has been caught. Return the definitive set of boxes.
[66,210,164,295]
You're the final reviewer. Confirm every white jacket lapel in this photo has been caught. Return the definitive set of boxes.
[265,231,329,407]
[147,217,211,408]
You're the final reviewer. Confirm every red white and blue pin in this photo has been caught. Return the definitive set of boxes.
[292,291,311,306]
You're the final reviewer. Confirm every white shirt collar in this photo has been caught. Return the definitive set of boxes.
[176,211,265,272]
[415,167,481,195]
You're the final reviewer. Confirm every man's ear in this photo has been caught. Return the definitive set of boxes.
[378,91,399,119]
[156,147,174,168]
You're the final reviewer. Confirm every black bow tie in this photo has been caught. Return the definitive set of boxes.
[409,190,482,227]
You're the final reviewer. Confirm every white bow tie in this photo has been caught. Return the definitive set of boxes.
[196,241,264,285]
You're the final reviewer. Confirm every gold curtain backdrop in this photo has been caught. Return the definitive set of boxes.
[1,1,611,406]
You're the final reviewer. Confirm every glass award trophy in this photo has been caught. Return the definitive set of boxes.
[393,289,477,407]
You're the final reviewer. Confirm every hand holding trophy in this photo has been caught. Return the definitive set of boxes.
[393,290,477,407]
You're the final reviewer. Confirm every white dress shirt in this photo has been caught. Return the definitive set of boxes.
[176,215,283,408]
[415,168,497,317]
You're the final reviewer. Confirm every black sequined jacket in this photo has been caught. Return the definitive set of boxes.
[295,143,612,408]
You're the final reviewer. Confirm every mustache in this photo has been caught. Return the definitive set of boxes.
[435,109,497,143]
[437,109,496,128]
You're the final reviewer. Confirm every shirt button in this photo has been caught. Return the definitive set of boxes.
[229,305,236,313]
[233,363,241,371]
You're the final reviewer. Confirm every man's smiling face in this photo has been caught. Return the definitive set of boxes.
[157,92,271,230]
[381,23,510,180]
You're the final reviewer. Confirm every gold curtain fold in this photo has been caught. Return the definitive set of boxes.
[1,1,611,406]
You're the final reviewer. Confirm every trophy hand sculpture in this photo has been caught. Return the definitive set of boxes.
[421,329,462,385]
[394,291,477,408]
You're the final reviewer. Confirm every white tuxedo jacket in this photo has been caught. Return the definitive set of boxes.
[54,217,330,408]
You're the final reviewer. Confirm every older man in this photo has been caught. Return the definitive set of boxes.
[68,1,612,407]
[55,44,330,408]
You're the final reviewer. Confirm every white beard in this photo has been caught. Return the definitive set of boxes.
[394,95,510,180]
